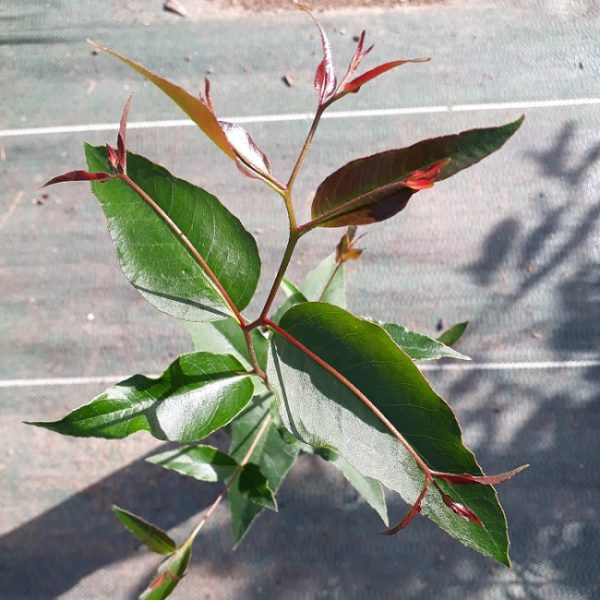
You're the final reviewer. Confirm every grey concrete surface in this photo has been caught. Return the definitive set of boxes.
[1,1,599,598]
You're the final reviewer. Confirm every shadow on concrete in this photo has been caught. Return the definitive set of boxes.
[0,443,207,599]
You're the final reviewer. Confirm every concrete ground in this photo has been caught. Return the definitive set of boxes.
[1,0,599,598]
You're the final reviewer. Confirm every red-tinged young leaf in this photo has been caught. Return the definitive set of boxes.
[88,41,235,160]
[298,4,337,105]
[435,483,484,528]
[434,465,529,486]
[117,94,132,172]
[308,116,524,228]
[140,543,191,600]
[335,225,364,264]
[402,158,450,191]
[346,31,372,77]
[219,121,272,180]
[341,57,430,95]
[336,30,373,92]
[106,144,119,170]
[201,78,216,114]
[43,170,112,187]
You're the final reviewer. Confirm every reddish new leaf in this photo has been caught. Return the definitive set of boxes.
[403,159,450,190]
[298,4,337,105]
[308,116,524,228]
[434,465,528,486]
[343,30,373,81]
[436,484,484,528]
[341,57,429,95]
[117,94,132,172]
[219,121,272,181]
[200,78,274,183]
[88,41,235,160]
[43,170,112,187]
[106,144,119,171]
[335,225,363,264]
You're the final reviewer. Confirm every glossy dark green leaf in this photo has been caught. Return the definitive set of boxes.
[437,321,469,347]
[380,322,470,361]
[300,253,346,307]
[228,396,300,545]
[316,448,388,525]
[85,145,260,321]
[268,303,511,565]
[184,318,268,372]
[139,543,191,600]
[113,506,176,555]
[30,352,254,442]
[310,117,524,227]
[238,463,277,511]
[146,445,238,482]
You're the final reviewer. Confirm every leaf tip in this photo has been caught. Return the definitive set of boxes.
[86,38,104,53]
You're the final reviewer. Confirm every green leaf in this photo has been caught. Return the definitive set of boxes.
[228,396,300,545]
[281,279,305,300]
[184,318,268,371]
[91,42,235,160]
[113,506,176,555]
[268,303,511,565]
[30,352,254,442]
[238,463,277,511]
[272,280,308,325]
[316,448,388,525]
[380,322,470,361]
[310,117,524,227]
[139,543,191,600]
[146,445,238,482]
[300,253,346,307]
[438,321,469,347]
[85,145,260,322]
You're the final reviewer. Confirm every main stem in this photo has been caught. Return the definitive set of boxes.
[287,105,325,193]
[246,104,326,330]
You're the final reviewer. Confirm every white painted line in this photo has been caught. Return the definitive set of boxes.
[419,359,600,372]
[2,97,599,138]
[1,359,598,388]
[0,375,135,388]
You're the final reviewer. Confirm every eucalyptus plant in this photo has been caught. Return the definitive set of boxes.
[31,6,526,598]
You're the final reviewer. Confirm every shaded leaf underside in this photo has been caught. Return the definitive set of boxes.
[268,303,510,564]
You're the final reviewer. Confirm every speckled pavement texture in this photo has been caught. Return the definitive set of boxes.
[1,0,599,598]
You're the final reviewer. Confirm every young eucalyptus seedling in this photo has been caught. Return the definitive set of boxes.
[32,7,526,599]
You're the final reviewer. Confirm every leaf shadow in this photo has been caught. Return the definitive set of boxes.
[0,444,212,600]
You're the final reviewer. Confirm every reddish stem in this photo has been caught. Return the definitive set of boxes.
[382,478,431,535]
